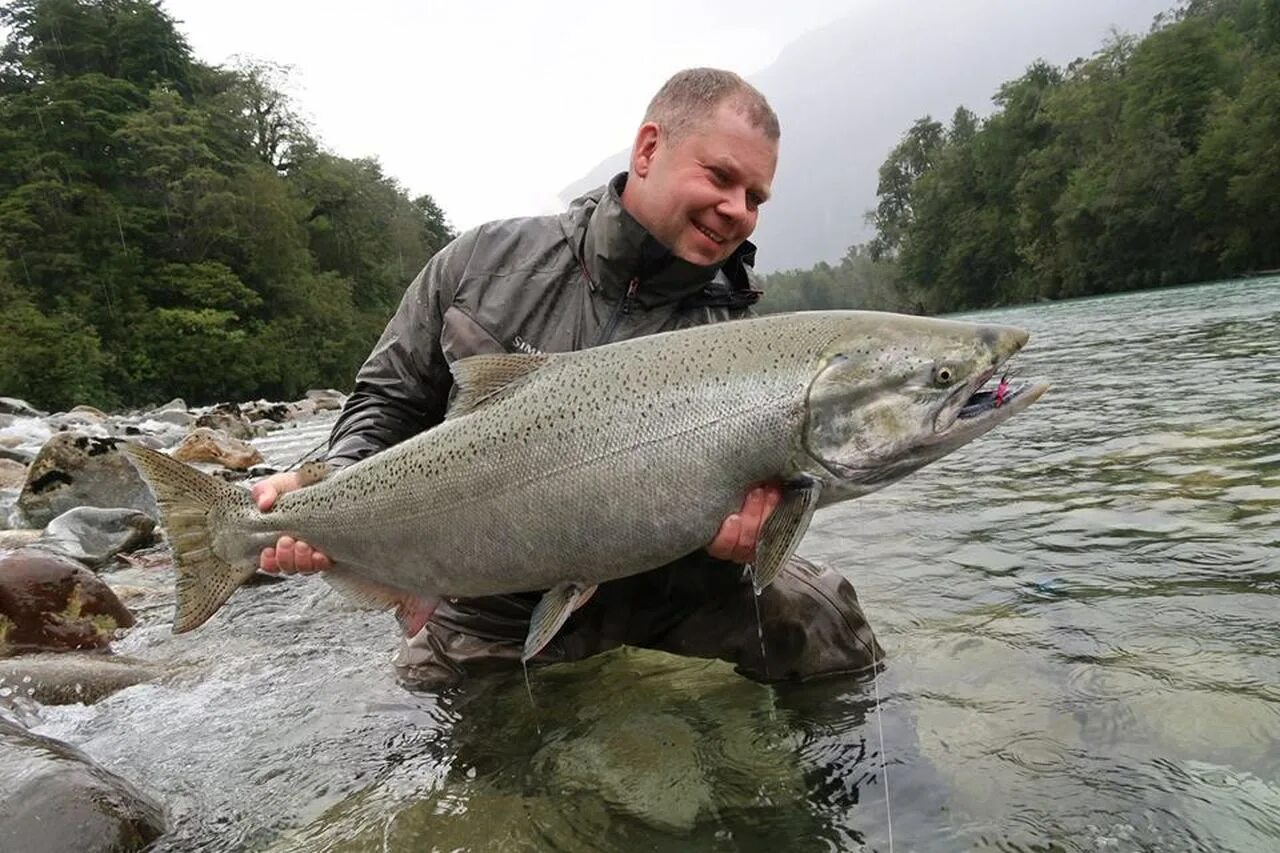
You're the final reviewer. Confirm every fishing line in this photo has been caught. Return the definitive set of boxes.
[872,664,894,853]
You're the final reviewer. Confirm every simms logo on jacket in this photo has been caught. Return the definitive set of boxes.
[510,335,544,355]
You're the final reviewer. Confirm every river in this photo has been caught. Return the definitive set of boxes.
[14,276,1280,851]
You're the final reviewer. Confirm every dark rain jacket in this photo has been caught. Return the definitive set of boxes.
[326,173,762,469]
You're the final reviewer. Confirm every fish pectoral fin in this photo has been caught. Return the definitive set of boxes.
[750,477,823,592]
[446,352,553,419]
[322,571,439,631]
[522,582,595,663]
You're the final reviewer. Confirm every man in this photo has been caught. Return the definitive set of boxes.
[252,68,883,690]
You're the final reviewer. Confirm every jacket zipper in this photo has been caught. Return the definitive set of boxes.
[596,276,640,346]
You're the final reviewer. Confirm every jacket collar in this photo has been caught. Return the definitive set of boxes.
[564,173,757,309]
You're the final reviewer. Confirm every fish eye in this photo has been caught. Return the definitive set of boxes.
[933,365,955,386]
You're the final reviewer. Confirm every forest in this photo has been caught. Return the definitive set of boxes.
[761,0,1280,315]
[0,0,454,410]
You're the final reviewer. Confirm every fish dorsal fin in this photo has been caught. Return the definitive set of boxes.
[446,352,552,419]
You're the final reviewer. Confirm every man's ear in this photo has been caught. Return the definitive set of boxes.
[630,122,661,178]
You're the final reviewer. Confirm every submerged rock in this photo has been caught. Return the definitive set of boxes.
[0,652,163,705]
[171,427,264,470]
[37,507,156,568]
[0,717,165,851]
[16,434,157,528]
[0,548,135,656]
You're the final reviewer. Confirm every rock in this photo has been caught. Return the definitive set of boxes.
[0,548,135,655]
[0,445,37,466]
[0,398,44,417]
[36,507,156,568]
[171,427,264,470]
[288,399,318,419]
[16,434,157,528]
[0,531,41,550]
[157,397,187,412]
[0,652,163,705]
[194,407,256,441]
[0,459,25,490]
[0,717,165,851]
[62,405,109,425]
[242,400,291,423]
[305,388,347,412]
[150,409,196,428]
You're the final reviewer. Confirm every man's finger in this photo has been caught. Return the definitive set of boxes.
[260,547,278,572]
[253,483,277,512]
[276,536,296,573]
[294,541,313,570]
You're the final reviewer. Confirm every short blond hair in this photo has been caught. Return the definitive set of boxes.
[643,68,780,143]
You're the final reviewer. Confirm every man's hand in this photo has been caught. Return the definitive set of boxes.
[706,485,782,564]
[252,471,332,574]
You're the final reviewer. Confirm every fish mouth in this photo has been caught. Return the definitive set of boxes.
[934,362,1050,439]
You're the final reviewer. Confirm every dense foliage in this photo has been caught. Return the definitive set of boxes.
[0,0,454,410]
[761,0,1280,315]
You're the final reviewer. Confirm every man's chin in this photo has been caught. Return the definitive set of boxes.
[674,238,736,267]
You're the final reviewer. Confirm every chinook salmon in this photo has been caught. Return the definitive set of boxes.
[124,311,1048,660]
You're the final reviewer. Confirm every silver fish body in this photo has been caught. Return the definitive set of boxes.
[125,310,1049,644]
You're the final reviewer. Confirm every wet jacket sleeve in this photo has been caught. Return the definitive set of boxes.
[325,233,474,469]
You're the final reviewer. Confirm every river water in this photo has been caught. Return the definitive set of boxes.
[13,277,1280,851]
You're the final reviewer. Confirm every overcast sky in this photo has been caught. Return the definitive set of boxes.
[163,0,868,232]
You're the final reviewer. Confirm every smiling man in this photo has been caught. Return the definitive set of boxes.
[252,68,883,689]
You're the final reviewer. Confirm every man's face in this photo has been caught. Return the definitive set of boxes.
[624,102,778,266]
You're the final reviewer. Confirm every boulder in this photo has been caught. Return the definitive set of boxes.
[0,398,44,417]
[0,652,163,705]
[36,507,156,568]
[60,405,109,426]
[0,548,135,655]
[194,406,257,441]
[150,409,196,428]
[242,400,291,423]
[305,388,347,412]
[288,399,318,419]
[16,434,157,528]
[171,427,264,470]
[0,458,25,490]
[0,718,165,851]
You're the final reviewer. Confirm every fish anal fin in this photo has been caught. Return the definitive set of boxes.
[750,477,823,592]
[395,596,440,638]
[522,582,595,662]
[446,353,552,419]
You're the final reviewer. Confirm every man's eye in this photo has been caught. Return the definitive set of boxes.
[708,167,728,185]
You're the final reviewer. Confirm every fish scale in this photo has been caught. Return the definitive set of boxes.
[122,310,1048,643]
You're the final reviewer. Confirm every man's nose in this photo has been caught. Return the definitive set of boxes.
[716,188,750,223]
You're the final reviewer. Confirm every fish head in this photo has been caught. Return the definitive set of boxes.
[800,313,1049,498]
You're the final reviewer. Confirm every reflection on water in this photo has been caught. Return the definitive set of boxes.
[21,277,1280,851]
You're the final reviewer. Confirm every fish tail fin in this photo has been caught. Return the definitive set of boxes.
[122,443,259,633]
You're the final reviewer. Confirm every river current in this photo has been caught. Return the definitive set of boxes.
[13,276,1280,851]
